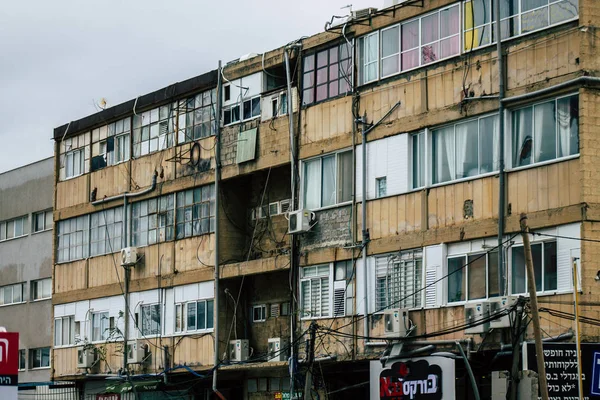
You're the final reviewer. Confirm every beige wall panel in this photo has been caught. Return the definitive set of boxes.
[90,163,130,200]
[130,148,175,189]
[134,242,175,280]
[56,175,89,210]
[172,335,214,367]
[54,259,87,293]
[301,96,353,147]
[88,253,123,288]
[174,235,215,274]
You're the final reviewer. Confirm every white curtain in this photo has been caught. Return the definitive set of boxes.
[433,127,455,183]
[321,156,336,207]
[512,107,533,166]
[304,160,320,209]
[534,101,556,162]
[455,120,478,178]
[479,115,499,173]
[557,95,578,158]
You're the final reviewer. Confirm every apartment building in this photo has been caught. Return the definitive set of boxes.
[0,158,77,399]
[51,0,598,398]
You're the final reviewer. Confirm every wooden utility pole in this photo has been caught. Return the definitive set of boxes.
[519,214,549,400]
[509,298,524,400]
[304,322,317,400]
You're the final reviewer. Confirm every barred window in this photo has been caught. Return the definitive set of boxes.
[57,215,89,262]
[375,250,423,310]
[132,194,175,246]
[90,207,123,256]
[176,185,216,239]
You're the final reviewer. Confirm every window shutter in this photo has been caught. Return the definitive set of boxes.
[321,277,330,317]
[333,280,346,317]
[556,224,581,292]
[425,265,440,308]
[424,244,446,308]
[556,250,573,292]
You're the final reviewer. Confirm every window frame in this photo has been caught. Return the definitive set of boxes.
[18,349,26,371]
[511,240,558,295]
[0,283,24,306]
[65,148,85,179]
[176,299,214,333]
[91,311,110,343]
[54,315,75,347]
[29,347,50,369]
[90,207,124,257]
[411,130,427,189]
[509,93,579,170]
[300,264,332,319]
[301,149,353,211]
[0,215,29,241]
[252,304,267,323]
[56,215,89,263]
[446,250,500,304]
[31,278,52,301]
[178,89,217,143]
[375,249,423,311]
[133,105,174,158]
[33,210,53,233]
[139,303,162,337]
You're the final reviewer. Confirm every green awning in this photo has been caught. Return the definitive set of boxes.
[105,379,162,393]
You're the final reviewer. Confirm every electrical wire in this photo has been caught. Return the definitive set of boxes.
[529,230,600,243]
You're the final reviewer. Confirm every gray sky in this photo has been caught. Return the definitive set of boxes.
[0,0,375,173]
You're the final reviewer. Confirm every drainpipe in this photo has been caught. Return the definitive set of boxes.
[213,60,226,400]
[496,0,507,296]
[360,114,370,343]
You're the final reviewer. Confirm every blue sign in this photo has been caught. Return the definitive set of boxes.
[591,352,600,396]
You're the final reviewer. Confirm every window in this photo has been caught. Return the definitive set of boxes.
[302,43,352,105]
[178,89,217,144]
[411,131,426,189]
[300,265,330,318]
[30,348,50,369]
[303,150,352,210]
[56,215,89,263]
[432,114,499,184]
[247,377,290,393]
[512,241,557,294]
[31,278,51,300]
[333,260,354,317]
[133,105,174,158]
[0,215,29,241]
[91,312,109,342]
[90,207,123,256]
[0,283,23,306]
[140,304,161,336]
[175,185,216,240]
[180,300,214,332]
[65,149,84,178]
[375,250,423,310]
[358,4,460,85]
[114,131,130,164]
[33,210,53,233]
[447,251,499,303]
[464,0,578,51]
[512,94,578,168]
[54,316,75,346]
[91,118,131,171]
[19,350,26,370]
[376,177,387,198]
[132,194,175,247]
[252,305,267,322]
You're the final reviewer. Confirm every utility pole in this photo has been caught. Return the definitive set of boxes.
[519,214,549,400]
[303,322,318,400]
[509,298,524,400]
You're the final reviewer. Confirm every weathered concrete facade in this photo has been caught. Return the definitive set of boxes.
[0,158,54,386]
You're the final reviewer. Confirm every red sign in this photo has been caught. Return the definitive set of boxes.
[97,394,121,400]
[0,332,18,378]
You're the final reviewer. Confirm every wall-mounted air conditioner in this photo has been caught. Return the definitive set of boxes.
[465,302,490,334]
[352,7,378,19]
[288,209,315,234]
[127,340,147,364]
[267,338,289,362]
[269,202,280,217]
[489,296,518,329]
[279,199,291,214]
[121,247,138,266]
[229,339,249,362]
[383,308,409,337]
[77,346,96,369]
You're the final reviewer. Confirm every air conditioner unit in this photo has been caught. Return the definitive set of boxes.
[267,338,289,362]
[269,202,280,216]
[288,209,315,234]
[229,339,249,362]
[383,308,409,337]
[127,340,147,364]
[77,346,96,369]
[121,247,138,266]
[465,302,491,334]
[352,7,378,19]
[489,296,518,329]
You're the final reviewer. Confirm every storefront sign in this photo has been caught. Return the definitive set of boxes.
[275,391,302,400]
[0,332,19,400]
[370,356,455,400]
[524,342,600,398]
[97,394,120,400]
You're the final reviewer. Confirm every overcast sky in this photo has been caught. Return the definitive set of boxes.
[0,0,377,173]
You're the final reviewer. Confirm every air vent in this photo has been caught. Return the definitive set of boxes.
[279,199,291,214]
[270,303,280,318]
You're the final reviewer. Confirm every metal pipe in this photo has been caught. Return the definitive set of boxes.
[455,342,480,400]
[212,60,226,400]
[496,0,507,296]
[366,338,472,347]
[284,47,296,210]
[502,76,600,104]
[123,195,129,375]
[360,113,369,343]
[91,174,157,205]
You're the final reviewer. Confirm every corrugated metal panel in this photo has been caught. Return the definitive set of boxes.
[236,128,257,164]
[18,383,79,400]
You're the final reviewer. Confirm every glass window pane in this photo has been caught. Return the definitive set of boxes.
[531,243,543,291]
[321,156,336,207]
[512,247,526,294]
[187,302,197,330]
[467,255,487,300]
[455,120,479,179]
[303,54,315,72]
[448,257,466,302]
[337,151,353,203]
[197,301,206,330]
[207,300,214,329]
[557,95,579,158]
[304,160,321,209]
[550,0,578,24]
[512,107,533,167]
[543,241,557,291]
[534,101,557,162]
[432,126,455,184]
[480,115,499,173]
[440,5,460,37]
[522,0,548,12]
[421,13,439,44]
[522,8,549,33]
[381,26,399,58]
[488,250,500,297]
